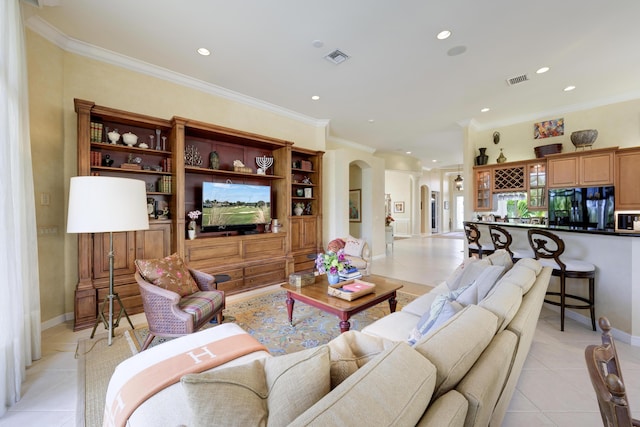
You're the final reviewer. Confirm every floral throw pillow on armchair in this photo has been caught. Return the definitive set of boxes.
[135,253,199,297]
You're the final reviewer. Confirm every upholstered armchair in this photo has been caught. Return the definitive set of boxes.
[327,236,371,275]
[134,254,226,350]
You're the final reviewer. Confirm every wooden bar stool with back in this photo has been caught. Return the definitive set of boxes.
[527,229,596,331]
[488,224,531,262]
[463,221,495,259]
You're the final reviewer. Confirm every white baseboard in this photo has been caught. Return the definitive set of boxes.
[41,312,74,331]
[548,306,639,347]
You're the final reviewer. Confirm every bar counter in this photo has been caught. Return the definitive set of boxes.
[468,220,640,346]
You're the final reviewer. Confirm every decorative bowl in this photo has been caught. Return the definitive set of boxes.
[570,129,598,149]
[122,132,138,146]
[534,143,563,158]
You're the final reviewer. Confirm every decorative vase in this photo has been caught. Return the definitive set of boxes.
[294,205,304,216]
[496,148,506,163]
[475,147,488,166]
[209,151,219,170]
[188,220,196,240]
[327,273,340,285]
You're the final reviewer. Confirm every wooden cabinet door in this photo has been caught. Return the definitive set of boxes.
[616,148,640,210]
[474,168,492,211]
[136,222,172,260]
[580,151,614,186]
[290,216,317,251]
[92,231,136,280]
[548,157,578,188]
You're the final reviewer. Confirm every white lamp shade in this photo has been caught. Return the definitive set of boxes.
[67,176,150,233]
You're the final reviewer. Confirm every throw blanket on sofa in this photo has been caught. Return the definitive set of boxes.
[103,334,268,427]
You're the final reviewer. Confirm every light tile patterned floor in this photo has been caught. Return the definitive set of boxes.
[2,234,638,426]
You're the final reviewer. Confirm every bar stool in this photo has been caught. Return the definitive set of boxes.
[463,222,495,259]
[488,225,531,262]
[527,229,596,331]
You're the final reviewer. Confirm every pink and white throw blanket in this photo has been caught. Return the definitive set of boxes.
[103,324,268,427]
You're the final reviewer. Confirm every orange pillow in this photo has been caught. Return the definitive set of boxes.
[327,238,345,253]
[135,253,199,297]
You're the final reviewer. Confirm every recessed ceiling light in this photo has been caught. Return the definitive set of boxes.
[367,119,375,123]
[564,85,576,92]
[481,107,490,113]
[447,45,467,56]
[197,48,211,56]
[436,30,451,40]
[432,159,438,163]
[311,95,320,101]
[536,66,550,74]
[406,151,412,154]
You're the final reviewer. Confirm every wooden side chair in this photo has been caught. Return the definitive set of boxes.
[527,229,596,331]
[488,224,531,262]
[134,253,227,350]
[463,221,495,259]
[585,317,640,427]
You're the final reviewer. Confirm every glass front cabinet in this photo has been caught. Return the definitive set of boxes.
[527,161,547,209]
[474,168,492,211]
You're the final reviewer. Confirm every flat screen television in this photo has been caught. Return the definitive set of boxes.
[201,182,272,232]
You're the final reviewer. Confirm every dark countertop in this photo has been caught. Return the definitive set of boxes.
[468,220,640,237]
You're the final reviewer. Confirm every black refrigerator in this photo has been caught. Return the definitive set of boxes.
[548,186,615,230]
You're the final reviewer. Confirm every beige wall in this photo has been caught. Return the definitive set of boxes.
[26,30,327,324]
[468,100,640,164]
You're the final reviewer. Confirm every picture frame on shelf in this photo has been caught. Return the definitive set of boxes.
[394,201,405,213]
[349,189,361,223]
[304,188,312,198]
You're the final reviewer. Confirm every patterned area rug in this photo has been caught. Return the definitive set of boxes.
[131,289,416,355]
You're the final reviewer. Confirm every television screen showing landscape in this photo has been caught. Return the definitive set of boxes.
[202,183,271,228]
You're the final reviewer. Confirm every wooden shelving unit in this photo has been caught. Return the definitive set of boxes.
[73,99,324,330]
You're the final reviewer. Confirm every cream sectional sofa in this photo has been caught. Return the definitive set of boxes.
[104,252,551,427]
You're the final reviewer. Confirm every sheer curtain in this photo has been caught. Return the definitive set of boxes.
[0,0,42,417]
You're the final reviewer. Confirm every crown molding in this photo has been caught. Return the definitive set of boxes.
[24,16,327,128]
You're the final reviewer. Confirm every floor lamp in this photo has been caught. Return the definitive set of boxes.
[67,176,150,345]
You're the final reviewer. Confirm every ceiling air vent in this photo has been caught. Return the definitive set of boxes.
[324,49,350,65]
[506,74,529,86]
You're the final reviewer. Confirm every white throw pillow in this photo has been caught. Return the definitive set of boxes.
[446,258,490,291]
[487,250,513,271]
[343,236,365,257]
[408,286,468,344]
[455,265,505,306]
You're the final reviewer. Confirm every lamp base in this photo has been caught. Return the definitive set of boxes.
[90,291,134,344]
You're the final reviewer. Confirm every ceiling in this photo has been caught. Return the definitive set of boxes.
[22,0,640,169]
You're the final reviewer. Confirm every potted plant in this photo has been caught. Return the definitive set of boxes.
[187,210,201,240]
[315,249,351,284]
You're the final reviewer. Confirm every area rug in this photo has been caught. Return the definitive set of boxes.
[79,286,417,426]
[76,332,138,427]
[130,289,416,355]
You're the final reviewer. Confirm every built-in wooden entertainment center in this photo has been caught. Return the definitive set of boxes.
[73,99,323,330]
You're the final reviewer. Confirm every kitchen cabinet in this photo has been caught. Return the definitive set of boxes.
[547,147,616,188]
[474,168,492,211]
[615,147,640,210]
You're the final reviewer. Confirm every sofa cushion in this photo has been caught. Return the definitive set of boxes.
[289,342,436,427]
[455,265,505,306]
[416,390,469,427]
[478,282,522,332]
[181,345,330,427]
[487,249,514,270]
[135,253,199,297]
[514,257,543,275]
[361,311,423,342]
[343,236,365,257]
[456,330,518,427]
[325,330,395,388]
[402,282,449,317]
[446,258,491,290]
[413,304,498,399]
[408,299,463,344]
[499,265,537,295]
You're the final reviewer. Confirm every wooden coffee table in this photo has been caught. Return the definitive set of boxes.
[281,274,403,333]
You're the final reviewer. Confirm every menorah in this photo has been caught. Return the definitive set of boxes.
[256,155,274,175]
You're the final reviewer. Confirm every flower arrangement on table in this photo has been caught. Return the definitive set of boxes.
[385,214,395,226]
[187,210,201,230]
[315,249,351,276]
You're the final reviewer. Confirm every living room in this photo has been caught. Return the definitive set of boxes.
[4,1,640,426]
